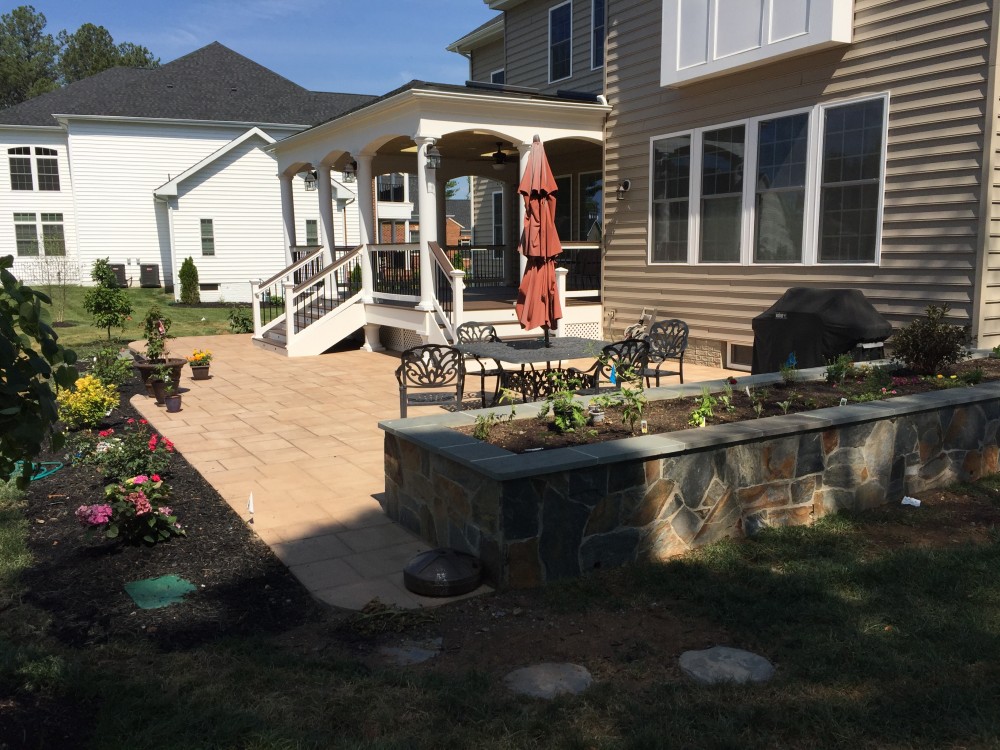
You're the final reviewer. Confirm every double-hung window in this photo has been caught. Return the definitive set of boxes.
[549,1,572,83]
[305,219,319,246]
[13,213,39,256]
[492,192,504,245]
[12,212,64,256]
[8,148,33,191]
[200,219,215,256]
[36,148,60,191]
[649,94,887,266]
[591,0,605,69]
[7,147,60,191]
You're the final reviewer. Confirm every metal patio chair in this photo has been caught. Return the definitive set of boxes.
[643,319,689,386]
[456,321,504,407]
[395,344,465,418]
[568,338,650,394]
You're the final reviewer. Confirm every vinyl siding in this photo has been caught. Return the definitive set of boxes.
[0,128,80,283]
[471,176,505,244]
[504,0,604,94]
[471,38,506,82]
[604,0,997,349]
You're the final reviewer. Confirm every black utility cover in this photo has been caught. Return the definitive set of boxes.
[751,288,892,374]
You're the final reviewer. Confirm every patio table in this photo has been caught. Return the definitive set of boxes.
[455,336,607,402]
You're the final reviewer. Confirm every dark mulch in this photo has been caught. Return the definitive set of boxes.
[19,377,322,652]
[473,359,1000,453]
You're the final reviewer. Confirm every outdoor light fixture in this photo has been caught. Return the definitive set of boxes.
[491,143,508,172]
[616,179,631,201]
[303,170,318,191]
[425,145,442,171]
[343,160,357,183]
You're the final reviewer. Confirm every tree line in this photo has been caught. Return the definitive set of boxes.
[1,5,159,110]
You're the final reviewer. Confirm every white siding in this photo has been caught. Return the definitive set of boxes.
[0,128,81,284]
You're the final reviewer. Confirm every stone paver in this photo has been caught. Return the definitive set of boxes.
[678,646,776,684]
[504,663,594,699]
[131,333,741,610]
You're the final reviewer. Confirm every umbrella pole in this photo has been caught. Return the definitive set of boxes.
[544,326,551,347]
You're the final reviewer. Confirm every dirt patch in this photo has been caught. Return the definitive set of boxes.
[467,359,1000,453]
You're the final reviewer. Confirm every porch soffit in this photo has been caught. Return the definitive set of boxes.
[271,86,609,172]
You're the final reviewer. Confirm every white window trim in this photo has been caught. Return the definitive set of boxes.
[647,93,889,267]
[12,212,65,256]
[591,0,605,70]
[492,190,504,245]
[7,147,61,192]
[490,68,505,84]
[549,0,573,84]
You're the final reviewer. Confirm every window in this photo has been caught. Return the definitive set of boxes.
[377,173,404,202]
[13,213,38,256]
[579,172,602,241]
[305,219,319,245]
[592,0,605,69]
[492,192,504,245]
[8,148,32,191]
[649,95,887,266]
[554,175,573,239]
[36,148,60,191]
[200,219,215,256]
[7,147,60,191]
[549,1,572,82]
[490,69,505,84]
[41,213,65,256]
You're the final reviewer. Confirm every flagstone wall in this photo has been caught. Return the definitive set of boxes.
[381,383,1000,588]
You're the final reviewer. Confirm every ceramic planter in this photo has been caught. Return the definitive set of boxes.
[165,394,182,413]
[190,364,211,380]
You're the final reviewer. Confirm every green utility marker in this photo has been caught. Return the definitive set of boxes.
[124,575,197,609]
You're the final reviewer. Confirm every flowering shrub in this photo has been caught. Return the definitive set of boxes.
[57,374,120,429]
[76,474,184,544]
[73,418,173,482]
[187,349,212,365]
[89,346,135,387]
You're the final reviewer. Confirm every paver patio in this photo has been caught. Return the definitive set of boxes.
[131,333,741,610]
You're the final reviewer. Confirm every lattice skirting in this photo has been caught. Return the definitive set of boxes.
[561,322,602,339]
[379,326,423,352]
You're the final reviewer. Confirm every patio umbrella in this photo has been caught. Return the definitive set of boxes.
[515,135,562,346]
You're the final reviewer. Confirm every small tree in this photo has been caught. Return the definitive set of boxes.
[178,256,200,304]
[83,258,132,340]
[0,255,78,488]
[891,304,972,374]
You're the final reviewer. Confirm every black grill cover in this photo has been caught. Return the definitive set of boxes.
[751,288,892,374]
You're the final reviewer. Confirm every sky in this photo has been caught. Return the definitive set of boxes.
[27,0,498,95]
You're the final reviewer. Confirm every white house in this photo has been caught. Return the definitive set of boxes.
[0,42,373,301]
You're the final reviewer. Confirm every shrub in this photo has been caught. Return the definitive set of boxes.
[89,346,134,387]
[83,258,133,339]
[178,256,200,304]
[57,375,119,429]
[891,304,971,375]
[72,418,173,482]
[537,373,586,433]
[76,474,184,545]
[228,305,253,333]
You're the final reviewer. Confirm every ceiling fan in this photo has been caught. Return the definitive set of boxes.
[480,142,516,170]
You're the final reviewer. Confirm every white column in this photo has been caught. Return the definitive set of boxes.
[414,136,438,312]
[355,154,375,304]
[316,164,335,266]
[517,142,532,280]
[555,267,568,338]
[279,173,296,264]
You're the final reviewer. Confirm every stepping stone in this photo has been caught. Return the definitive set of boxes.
[380,637,443,666]
[504,663,593,699]
[678,646,775,685]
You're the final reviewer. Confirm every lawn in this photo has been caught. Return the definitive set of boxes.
[2,391,1000,750]
[37,284,240,356]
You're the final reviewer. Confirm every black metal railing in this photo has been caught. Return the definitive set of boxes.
[292,252,363,333]
[371,244,420,297]
[449,245,507,288]
[560,243,601,292]
[433,252,454,320]
[290,246,324,284]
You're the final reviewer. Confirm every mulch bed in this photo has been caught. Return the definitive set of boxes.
[470,359,1000,453]
[19,376,322,652]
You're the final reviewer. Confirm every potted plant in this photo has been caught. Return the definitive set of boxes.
[588,394,612,425]
[134,306,185,393]
[163,377,182,413]
[187,348,212,380]
[149,363,172,405]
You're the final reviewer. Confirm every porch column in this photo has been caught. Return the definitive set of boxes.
[414,136,439,312]
[517,142,532,280]
[279,173,296,264]
[355,154,375,304]
[316,164,335,265]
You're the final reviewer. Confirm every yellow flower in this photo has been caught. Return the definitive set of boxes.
[937,374,944,379]
[950,375,957,380]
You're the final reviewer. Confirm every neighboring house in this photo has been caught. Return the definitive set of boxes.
[446,198,472,246]
[448,0,1000,367]
[0,42,373,301]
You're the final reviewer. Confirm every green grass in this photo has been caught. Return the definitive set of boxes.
[2,481,1000,748]
[36,284,238,356]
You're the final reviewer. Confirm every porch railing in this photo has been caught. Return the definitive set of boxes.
[560,243,601,298]
[252,246,325,332]
[371,243,421,300]
[289,247,363,335]
[429,241,464,343]
[448,244,507,287]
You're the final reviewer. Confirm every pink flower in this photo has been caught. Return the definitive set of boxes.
[157,506,173,517]
[139,419,147,425]
[151,474,161,482]
[75,504,113,526]
[98,429,114,438]
[164,439,174,452]
[132,475,149,485]
[126,491,152,515]
[148,434,158,451]
[126,418,135,425]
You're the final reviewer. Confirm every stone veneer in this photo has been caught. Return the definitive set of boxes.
[380,372,1000,589]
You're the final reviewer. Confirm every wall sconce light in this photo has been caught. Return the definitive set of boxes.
[303,170,318,191]
[615,178,631,201]
[343,160,357,183]
[425,144,442,171]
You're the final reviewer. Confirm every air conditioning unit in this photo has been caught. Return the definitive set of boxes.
[139,264,160,288]
[109,263,127,288]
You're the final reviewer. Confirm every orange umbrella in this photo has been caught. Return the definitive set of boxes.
[515,135,562,344]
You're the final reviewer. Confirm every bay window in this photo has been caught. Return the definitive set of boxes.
[649,94,887,266]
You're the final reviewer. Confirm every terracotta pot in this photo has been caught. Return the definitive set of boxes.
[165,394,182,413]
[190,364,211,380]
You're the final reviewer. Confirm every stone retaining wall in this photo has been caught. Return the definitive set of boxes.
[381,380,1000,588]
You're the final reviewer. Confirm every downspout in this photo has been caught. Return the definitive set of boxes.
[154,193,180,302]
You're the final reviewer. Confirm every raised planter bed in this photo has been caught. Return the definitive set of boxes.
[379,365,1000,589]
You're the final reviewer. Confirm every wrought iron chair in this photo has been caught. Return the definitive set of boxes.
[568,338,650,394]
[642,319,689,386]
[395,344,465,418]
[456,321,504,407]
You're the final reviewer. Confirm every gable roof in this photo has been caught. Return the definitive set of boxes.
[446,199,471,229]
[154,127,275,197]
[447,14,504,54]
[0,42,375,127]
